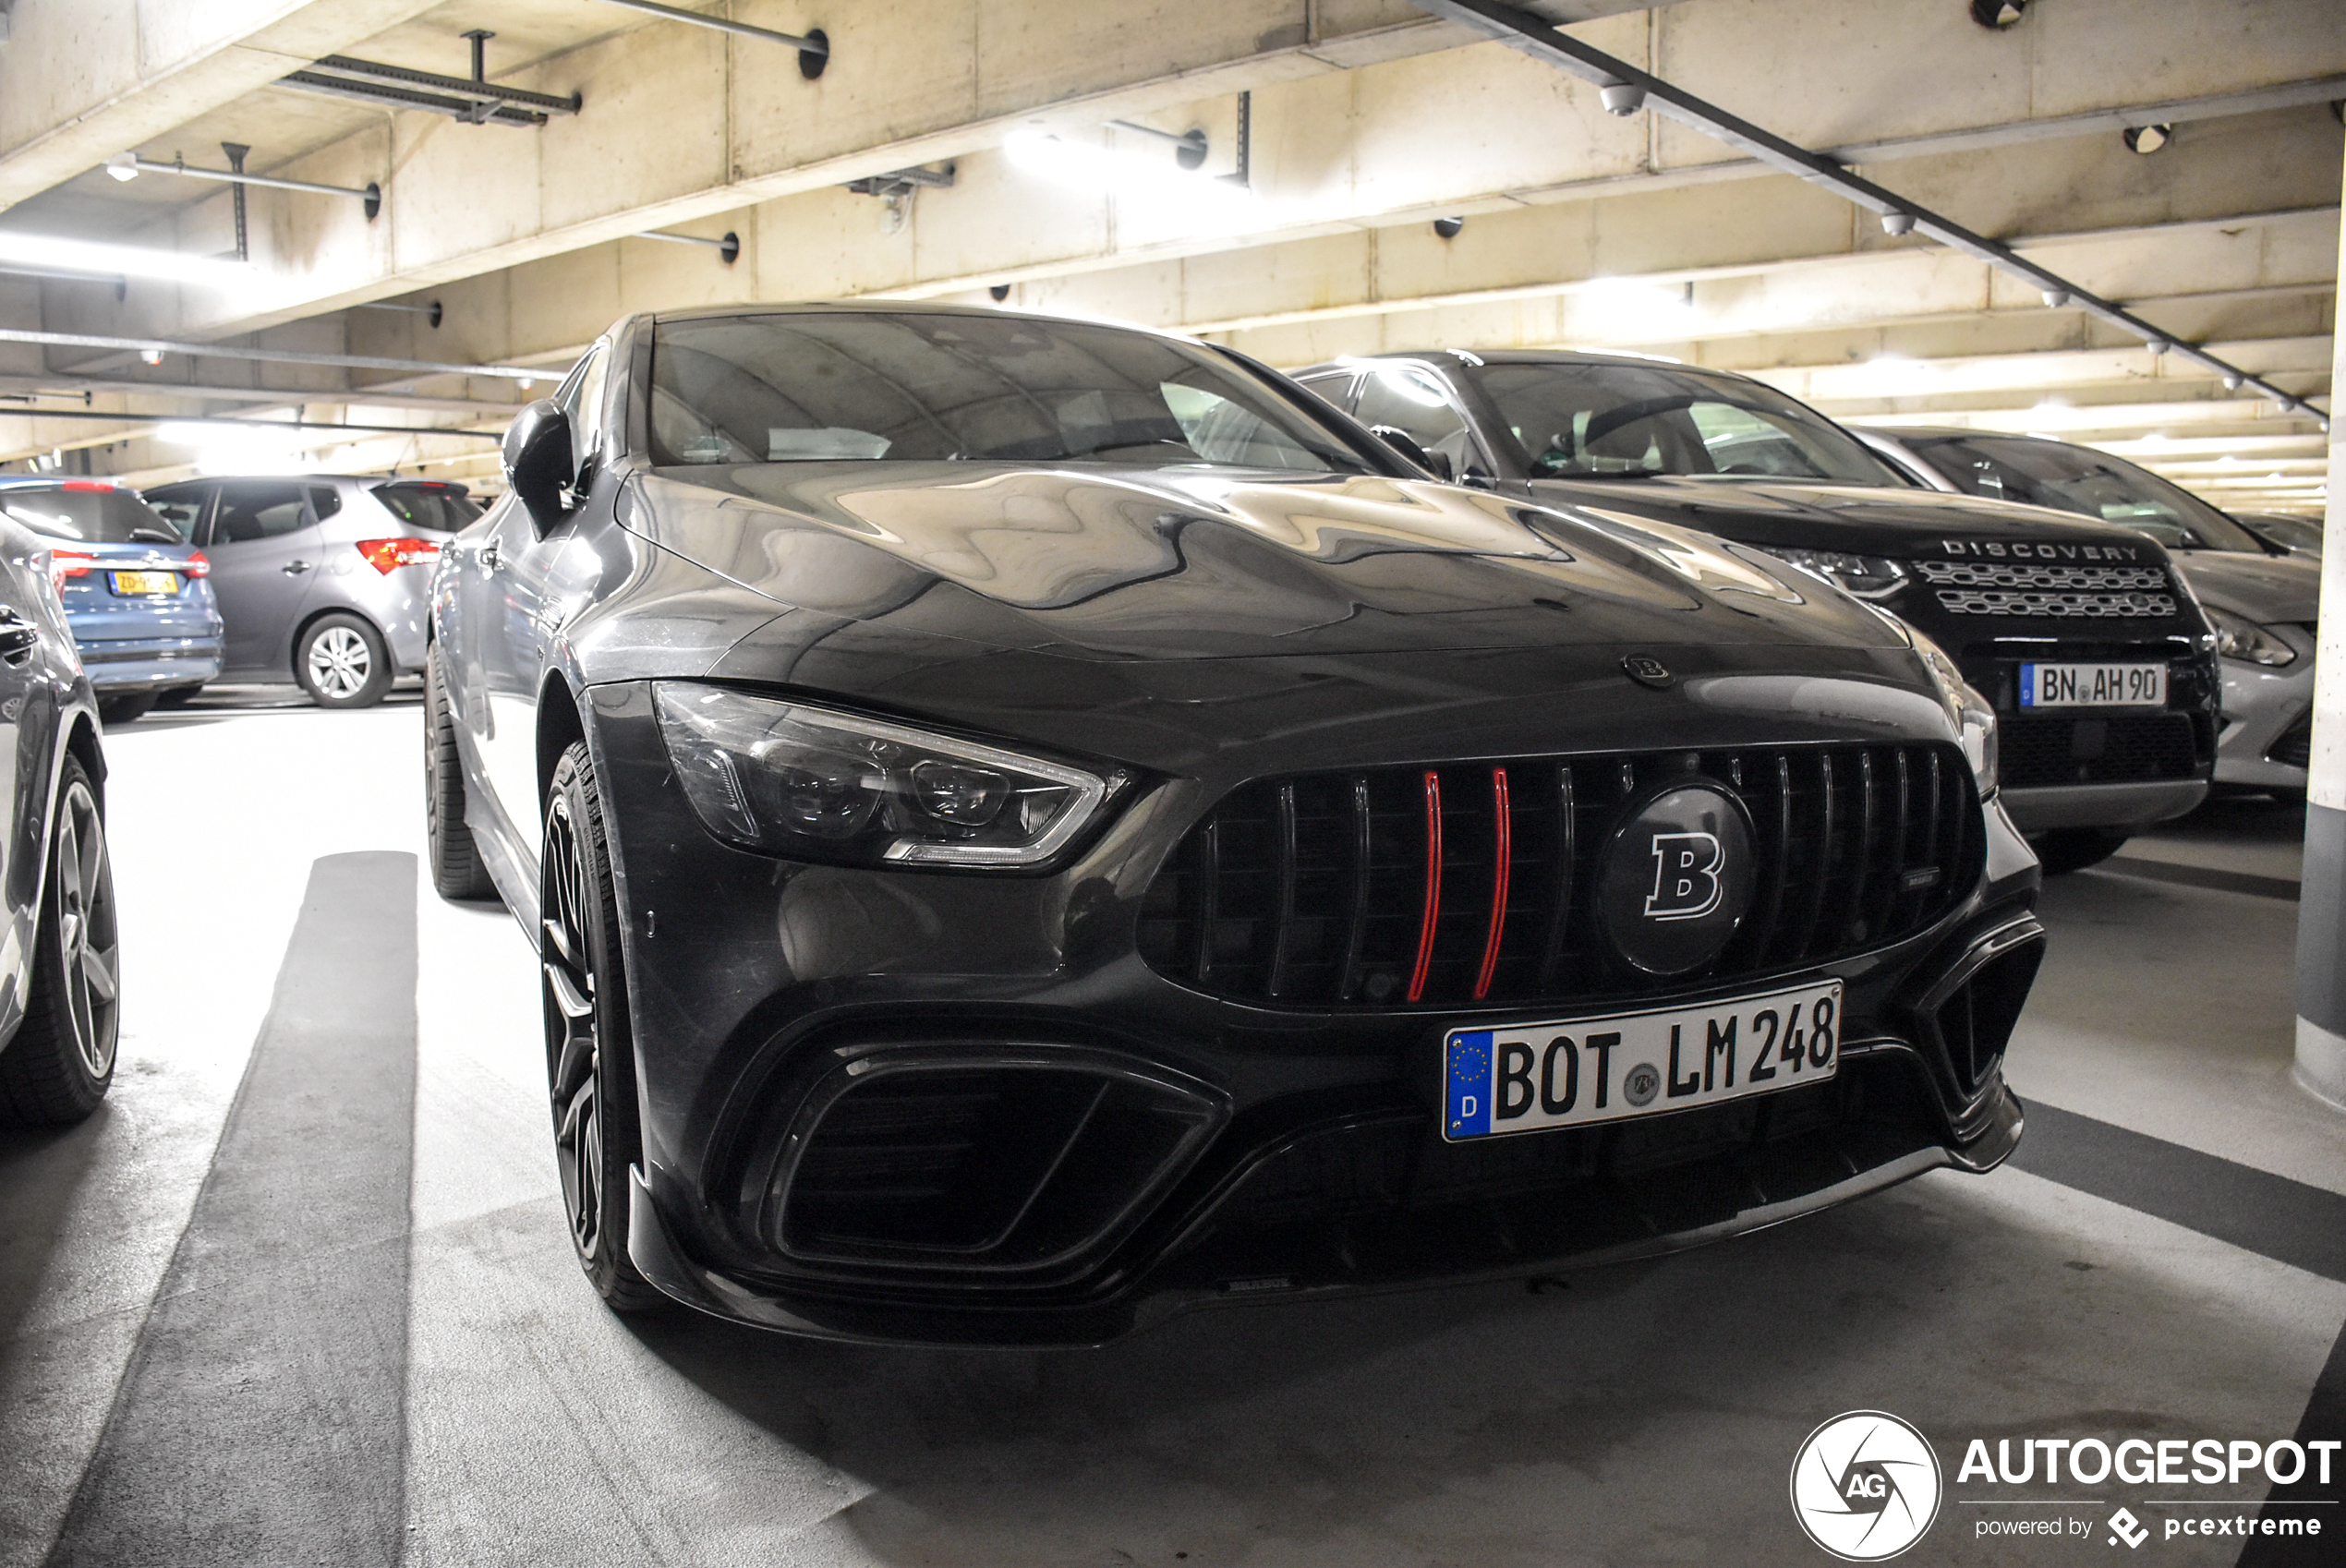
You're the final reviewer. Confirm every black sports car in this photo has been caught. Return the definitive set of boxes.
[1293,351,2222,874]
[429,305,2042,1345]
[0,513,122,1126]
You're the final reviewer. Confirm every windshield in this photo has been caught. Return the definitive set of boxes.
[1471,361,1903,485]
[649,312,1380,475]
[0,484,185,545]
[1906,435,2266,553]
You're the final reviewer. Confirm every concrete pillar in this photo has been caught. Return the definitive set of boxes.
[2291,163,2346,1109]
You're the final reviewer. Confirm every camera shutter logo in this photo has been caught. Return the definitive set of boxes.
[1789,1411,1942,1561]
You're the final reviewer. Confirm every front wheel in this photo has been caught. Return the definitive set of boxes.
[542,741,664,1312]
[296,613,393,708]
[0,756,121,1125]
[2034,828,2131,875]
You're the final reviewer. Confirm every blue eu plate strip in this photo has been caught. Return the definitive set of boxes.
[1446,1030,1493,1139]
[2019,664,2038,708]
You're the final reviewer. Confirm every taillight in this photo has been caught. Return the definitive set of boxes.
[356,537,441,574]
[48,550,94,591]
[59,480,114,493]
[185,551,211,579]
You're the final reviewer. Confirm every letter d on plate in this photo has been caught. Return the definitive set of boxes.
[1447,1031,1492,1137]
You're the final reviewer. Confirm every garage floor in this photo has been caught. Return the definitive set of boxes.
[2,697,2340,1567]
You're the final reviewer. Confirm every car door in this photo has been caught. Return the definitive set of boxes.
[476,343,612,850]
[206,480,327,676]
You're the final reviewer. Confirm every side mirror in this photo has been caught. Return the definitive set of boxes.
[1368,425,1453,482]
[502,399,575,535]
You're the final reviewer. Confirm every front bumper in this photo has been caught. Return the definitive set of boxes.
[2213,630,2315,790]
[585,683,2046,1346]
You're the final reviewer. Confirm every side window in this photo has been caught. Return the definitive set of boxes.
[212,482,311,545]
[1292,372,1359,415]
[1354,368,1486,478]
[144,486,211,543]
[307,485,343,522]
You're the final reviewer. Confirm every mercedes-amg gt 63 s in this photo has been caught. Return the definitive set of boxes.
[1294,352,2222,874]
[428,305,2043,1345]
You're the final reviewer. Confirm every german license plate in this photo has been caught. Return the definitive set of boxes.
[1443,979,1842,1140]
[2018,661,2165,708]
[109,571,179,596]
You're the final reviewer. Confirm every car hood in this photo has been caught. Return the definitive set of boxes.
[1525,476,2171,561]
[2169,549,2320,623]
[624,462,1915,663]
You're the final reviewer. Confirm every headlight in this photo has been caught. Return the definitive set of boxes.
[653,682,1119,866]
[1768,549,1908,599]
[2204,605,2297,667]
[1909,631,1998,798]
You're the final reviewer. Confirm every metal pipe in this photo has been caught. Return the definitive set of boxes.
[0,328,549,384]
[0,406,501,440]
[1109,119,1208,170]
[635,228,742,263]
[1410,0,2329,432]
[593,0,828,56]
[109,152,381,209]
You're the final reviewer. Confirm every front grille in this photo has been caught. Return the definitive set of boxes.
[1139,742,1981,1010]
[1912,559,2175,619]
[2000,712,2199,788]
[2267,711,2313,770]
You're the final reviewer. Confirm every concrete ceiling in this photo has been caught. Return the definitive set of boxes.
[0,0,2335,514]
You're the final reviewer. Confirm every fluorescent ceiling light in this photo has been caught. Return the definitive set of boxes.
[0,231,246,284]
[1004,131,1255,226]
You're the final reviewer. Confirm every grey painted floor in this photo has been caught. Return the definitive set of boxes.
[2,701,2340,1567]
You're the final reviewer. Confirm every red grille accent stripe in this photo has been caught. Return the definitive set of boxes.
[1407,770,1443,1002]
[1473,766,1511,999]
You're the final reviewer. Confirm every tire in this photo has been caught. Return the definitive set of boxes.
[96,694,155,725]
[2034,827,2131,875]
[151,685,203,709]
[423,647,497,901]
[542,741,665,1313]
[295,613,393,708]
[0,757,121,1126]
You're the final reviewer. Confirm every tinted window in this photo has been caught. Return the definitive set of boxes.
[1472,361,1902,485]
[1354,368,1485,476]
[0,485,186,544]
[212,482,311,544]
[308,485,343,521]
[1910,435,2264,553]
[648,312,1378,474]
[142,485,211,540]
[370,483,478,533]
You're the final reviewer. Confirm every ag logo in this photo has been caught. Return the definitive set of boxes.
[1595,781,1754,974]
[1789,1411,1941,1562]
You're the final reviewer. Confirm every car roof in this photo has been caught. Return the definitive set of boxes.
[1293,347,1763,383]
[1852,425,2009,443]
[635,299,1221,353]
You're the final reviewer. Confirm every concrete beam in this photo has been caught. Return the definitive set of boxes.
[0,0,443,211]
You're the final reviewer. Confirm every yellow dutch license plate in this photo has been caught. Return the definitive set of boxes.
[110,571,179,596]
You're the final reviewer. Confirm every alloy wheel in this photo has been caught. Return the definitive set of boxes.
[542,790,604,1260]
[307,625,372,700]
[52,780,118,1080]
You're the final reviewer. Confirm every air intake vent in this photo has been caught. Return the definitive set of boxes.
[1929,931,2045,1090]
[2000,712,2199,788]
[1913,559,2177,619]
[771,1054,1223,1273]
[1139,742,1982,1010]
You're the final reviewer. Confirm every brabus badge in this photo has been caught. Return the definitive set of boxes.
[1622,655,1674,689]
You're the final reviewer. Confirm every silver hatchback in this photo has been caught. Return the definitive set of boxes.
[140,475,479,707]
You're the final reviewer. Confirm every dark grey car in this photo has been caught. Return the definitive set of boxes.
[141,476,479,707]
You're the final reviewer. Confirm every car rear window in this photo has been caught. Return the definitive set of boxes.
[369,483,479,533]
[0,485,187,544]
